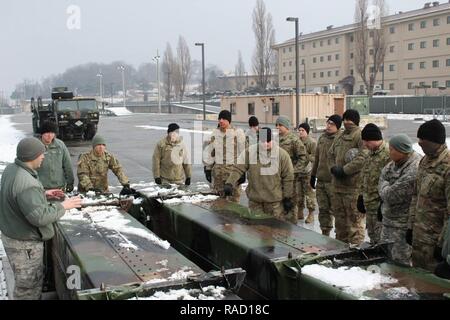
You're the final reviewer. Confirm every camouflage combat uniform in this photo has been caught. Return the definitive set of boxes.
[360,141,391,244]
[379,152,421,266]
[36,138,74,190]
[77,150,129,193]
[279,132,308,221]
[226,143,294,223]
[204,126,246,203]
[327,125,368,245]
[152,136,192,185]
[408,145,450,272]
[299,135,317,213]
[312,130,340,234]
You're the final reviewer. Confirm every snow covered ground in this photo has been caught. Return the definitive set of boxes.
[0,115,25,300]
[105,107,133,116]
[372,113,443,121]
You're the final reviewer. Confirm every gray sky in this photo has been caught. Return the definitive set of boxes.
[0,0,428,96]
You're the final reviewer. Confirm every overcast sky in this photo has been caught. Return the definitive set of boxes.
[0,0,429,96]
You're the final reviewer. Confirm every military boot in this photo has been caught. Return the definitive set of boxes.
[305,211,315,224]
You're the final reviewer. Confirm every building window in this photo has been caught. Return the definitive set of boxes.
[433,60,439,68]
[248,103,255,115]
[335,54,340,60]
[230,103,236,115]
[328,71,332,77]
[433,39,440,47]
[301,59,305,65]
[448,16,450,24]
[350,53,354,59]
[419,82,426,87]
[289,46,292,52]
[289,61,292,66]
[408,43,414,50]
[313,57,317,63]
[328,55,332,61]
[289,75,292,80]
[335,70,340,77]
[283,48,286,53]
[369,49,374,56]
[313,42,316,48]
[283,76,286,81]
[389,83,395,90]
[320,56,324,62]
[433,18,440,26]
[408,82,414,89]
[335,37,339,44]
[408,63,414,70]
[313,73,316,78]
[420,62,426,69]
[350,69,354,76]
[320,72,324,78]
[272,103,280,116]
[301,73,305,79]
[447,80,450,88]
[320,40,323,47]
[420,21,427,29]
[350,35,354,42]
[369,31,374,38]
[389,26,395,34]
[390,46,395,53]
[420,41,426,49]
[408,23,414,31]
[283,62,286,67]
[432,81,439,88]
[370,66,375,73]
[328,39,331,45]
[389,64,395,72]
[447,59,450,67]
[447,37,450,45]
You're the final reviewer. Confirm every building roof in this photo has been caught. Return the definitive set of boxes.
[273,2,450,48]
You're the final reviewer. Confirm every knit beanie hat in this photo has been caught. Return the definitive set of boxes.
[16,137,46,162]
[92,135,106,147]
[417,119,446,144]
[248,116,259,127]
[40,121,58,134]
[361,123,382,141]
[168,123,180,133]
[389,134,413,154]
[327,114,342,129]
[259,127,273,143]
[218,110,232,123]
[276,116,291,129]
[343,109,360,126]
[298,123,310,134]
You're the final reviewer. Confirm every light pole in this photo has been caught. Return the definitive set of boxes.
[167,71,172,114]
[96,72,103,110]
[118,65,126,108]
[287,17,300,127]
[153,50,161,114]
[195,42,206,121]
[244,72,249,91]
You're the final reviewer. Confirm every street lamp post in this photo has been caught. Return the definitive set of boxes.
[287,17,300,127]
[244,72,249,91]
[167,71,172,114]
[118,65,126,108]
[195,42,206,121]
[96,72,103,110]
[153,51,161,114]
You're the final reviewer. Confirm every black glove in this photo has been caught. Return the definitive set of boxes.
[237,173,246,185]
[310,176,317,189]
[120,184,136,196]
[185,177,191,186]
[434,261,450,280]
[377,202,383,222]
[330,166,346,179]
[204,167,212,183]
[405,229,413,246]
[434,246,444,262]
[65,184,74,193]
[282,198,294,213]
[88,188,102,193]
[357,195,366,214]
[155,178,162,185]
[223,183,233,197]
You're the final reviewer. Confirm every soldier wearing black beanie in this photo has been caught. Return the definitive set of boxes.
[343,109,360,126]
[417,119,446,145]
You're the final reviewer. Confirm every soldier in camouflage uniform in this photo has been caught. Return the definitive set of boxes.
[245,116,259,148]
[408,119,450,272]
[204,110,246,203]
[298,122,317,224]
[358,124,391,244]
[311,115,342,236]
[327,109,368,245]
[276,116,308,223]
[224,128,295,223]
[434,218,450,279]
[0,138,81,299]
[77,135,131,194]
[152,123,192,186]
[378,134,421,266]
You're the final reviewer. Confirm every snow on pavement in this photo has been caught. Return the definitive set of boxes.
[105,107,133,116]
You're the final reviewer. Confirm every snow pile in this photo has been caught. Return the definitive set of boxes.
[80,194,118,206]
[130,286,226,300]
[0,116,25,164]
[162,194,219,204]
[301,264,398,298]
[136,125,211,135]
[105,107,133,116]
[144,266,196,285]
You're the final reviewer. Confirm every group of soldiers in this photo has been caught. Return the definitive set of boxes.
[1,109,450,300]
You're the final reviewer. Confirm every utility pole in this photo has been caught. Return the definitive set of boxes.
[167,71,172,114]
[153,50,161,114]
[96,72,103,110]
[118,65,126,108]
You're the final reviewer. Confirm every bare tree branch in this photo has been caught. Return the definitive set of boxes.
[235,51,246,91]
[173,36,192,102]
[162,43,175,102]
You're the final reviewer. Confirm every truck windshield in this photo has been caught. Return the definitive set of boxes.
[56,100,78,111]
[78,100,98,111]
